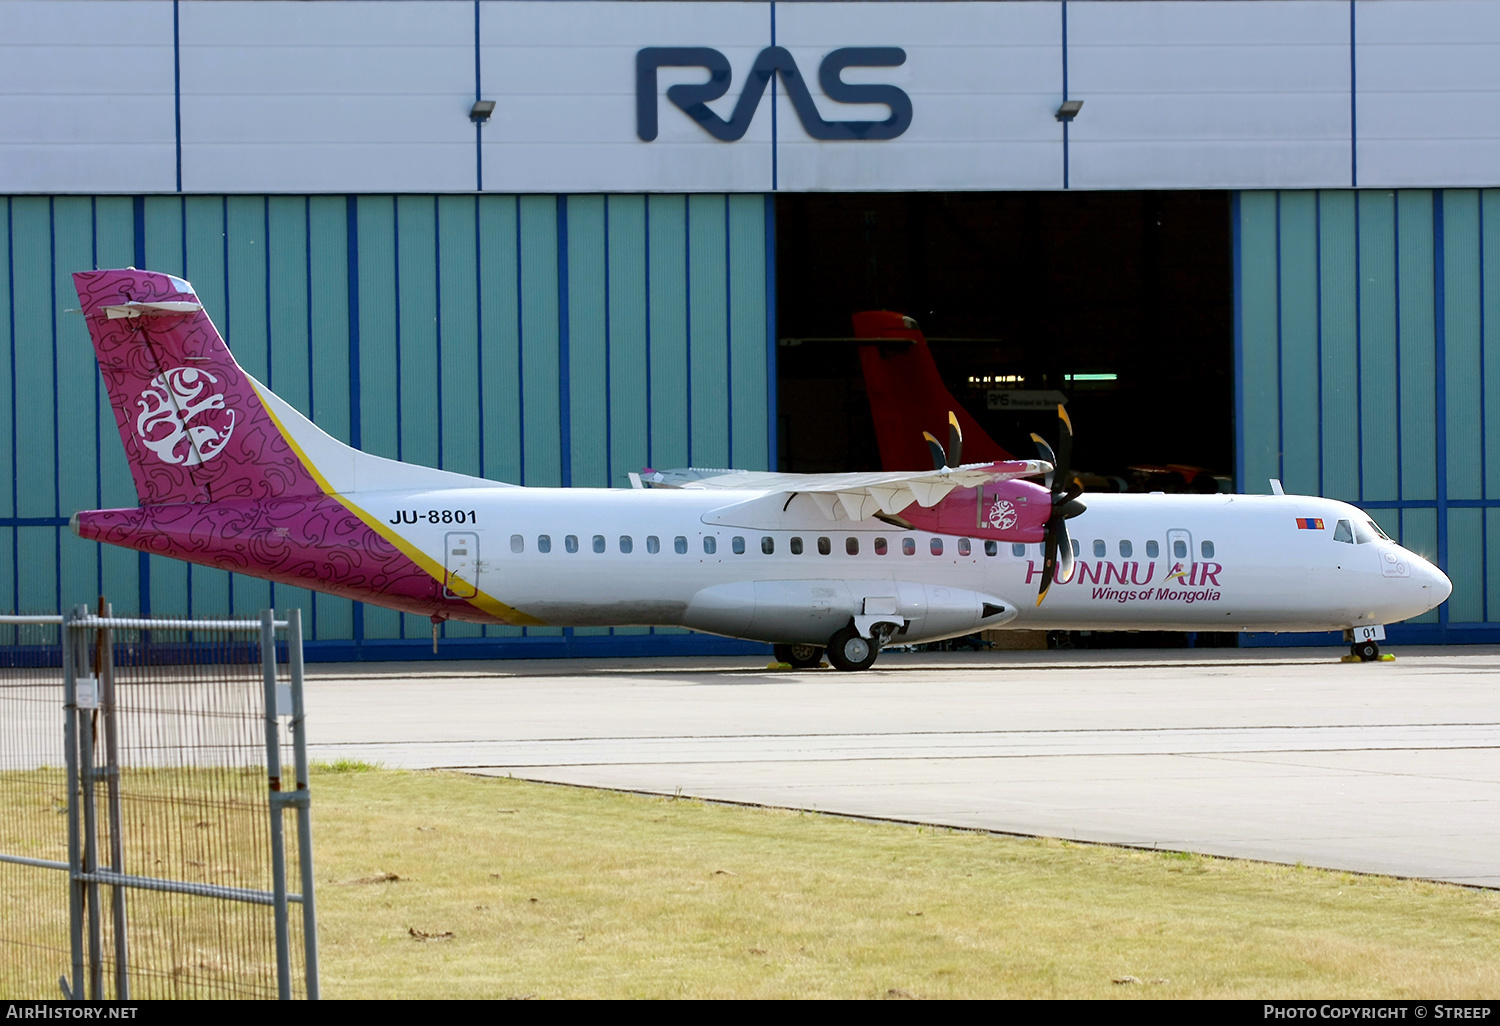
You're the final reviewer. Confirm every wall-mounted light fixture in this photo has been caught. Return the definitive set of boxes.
[1055,99,1083,122]
[470,100,496,124]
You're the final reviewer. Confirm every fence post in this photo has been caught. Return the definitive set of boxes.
[287,608,320,999]
[261,609,292,1000]
[76,611,104,1000]
[97,600,129,1000]
[61,607,84,1000]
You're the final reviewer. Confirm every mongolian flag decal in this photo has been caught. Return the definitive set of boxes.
[1296,518,1325,530]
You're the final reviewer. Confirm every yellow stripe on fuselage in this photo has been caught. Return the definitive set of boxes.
[251,383,544,627]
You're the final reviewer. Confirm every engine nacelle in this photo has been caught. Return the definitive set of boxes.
[901,478,1052,542]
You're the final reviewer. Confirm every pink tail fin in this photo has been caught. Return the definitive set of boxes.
[851,310,1012,471]
[74,269,322,506]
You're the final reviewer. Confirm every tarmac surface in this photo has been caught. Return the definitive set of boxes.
[302,645,1500,888]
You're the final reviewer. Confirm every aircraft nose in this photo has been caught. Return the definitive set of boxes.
[1421,557,1454,608]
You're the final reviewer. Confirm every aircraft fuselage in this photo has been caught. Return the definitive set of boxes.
[77,483,1448,644]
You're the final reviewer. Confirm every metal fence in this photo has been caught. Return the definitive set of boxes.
[0,607,318,1000]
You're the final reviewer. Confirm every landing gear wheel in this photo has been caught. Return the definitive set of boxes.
[774,643,825,669]
[1353,640,1381,662]
[826,627,879,672]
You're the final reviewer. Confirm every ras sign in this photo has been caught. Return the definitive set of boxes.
[636,46,912,142]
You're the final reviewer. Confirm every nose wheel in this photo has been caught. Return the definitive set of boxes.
[1352,640,1381,662]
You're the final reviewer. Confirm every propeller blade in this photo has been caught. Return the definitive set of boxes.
[1036,525,1057,606]
[1055,519,1075,583]
[1054,404,1073,484]
[947,411,963,469]
[1029,433,1056,490]
[1059,477,1085,507]
[922,431,947,470]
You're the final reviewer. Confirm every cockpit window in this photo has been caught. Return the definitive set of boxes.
[1354,520,1378,544]
[1366,519,1390,541]
[1333,519,1354,544]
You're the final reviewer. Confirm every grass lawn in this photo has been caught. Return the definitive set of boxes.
[309,766,1500,1000]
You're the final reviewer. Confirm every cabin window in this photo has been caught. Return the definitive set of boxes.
[790,536,803,555]
[646,535,660,554]
[1146,540,1159,559]
[875,537,889,555]
[674,536,688,554]
[930,538,944,555]
[1071,539,1081,558]
[1011,543,1025,557]
[843,537,857,555]
[703,536,717,554]
[986,540,999,557]
[732,536,746,555]
[902,538,916,556]
[537,535,551,554]
[592,535,606,554]
[817,536,830,555]
[761,536,775,555]
[1119,540,1133,558]
[510,534,524,553]
[1093,539,1106,558]
[958,538,971,556]
[1173,539,1187,559]
[619,536,633,554]
[565,535,579,553]
[1201,540,1215,558]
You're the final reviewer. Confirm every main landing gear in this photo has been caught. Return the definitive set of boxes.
[773,643,825,669]
[825,621,900,671]
[776,622,898,672]
[826,627,879,672]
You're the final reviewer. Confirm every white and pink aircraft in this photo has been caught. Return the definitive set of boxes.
[70,269,1449,670]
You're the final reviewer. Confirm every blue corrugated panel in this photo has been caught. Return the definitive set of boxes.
[647,195,688,470]
[1278,192,1320,496]
[1237,192,1280,492]
[566,195,610,488]
[606,196,650,488]
[1396,191,1437,503]
[1317,191,1359,501]
[1357,192,1399,502]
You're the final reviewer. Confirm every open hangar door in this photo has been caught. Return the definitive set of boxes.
[775,191,1234,495]
[774,191,1235,649]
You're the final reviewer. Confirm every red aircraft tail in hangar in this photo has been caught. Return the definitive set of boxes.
[851,310,1012,471]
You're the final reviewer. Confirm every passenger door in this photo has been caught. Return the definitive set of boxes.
[444,531,480,599]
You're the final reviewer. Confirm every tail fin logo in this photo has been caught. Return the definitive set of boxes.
[136,367,237,467]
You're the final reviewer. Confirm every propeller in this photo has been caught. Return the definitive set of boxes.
[1030,405,1088,606]
[923,411,964,470]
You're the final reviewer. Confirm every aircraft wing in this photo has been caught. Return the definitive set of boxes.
[638,460,1050,521]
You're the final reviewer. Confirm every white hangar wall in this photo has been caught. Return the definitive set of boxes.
[3,1,1500,195]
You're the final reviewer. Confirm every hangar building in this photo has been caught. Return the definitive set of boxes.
[2,0,1497,657]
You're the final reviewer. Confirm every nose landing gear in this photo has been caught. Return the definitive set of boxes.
[1344,626,1388,662]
